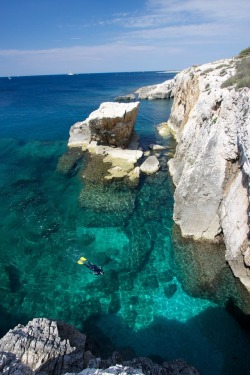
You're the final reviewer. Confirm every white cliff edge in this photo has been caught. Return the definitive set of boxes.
[166,58,250,290]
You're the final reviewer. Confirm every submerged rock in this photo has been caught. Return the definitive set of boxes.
[140,156,160,174]
[56,147,84,175]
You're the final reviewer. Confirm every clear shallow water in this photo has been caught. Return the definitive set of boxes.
[0,72,250,375]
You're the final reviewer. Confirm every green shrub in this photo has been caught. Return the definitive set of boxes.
[201,68,214,75]
[216,64,228,69]
[238,47,250,58]
[221,57,250,89]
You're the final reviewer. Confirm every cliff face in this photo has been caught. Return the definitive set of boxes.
[167,58,250,290]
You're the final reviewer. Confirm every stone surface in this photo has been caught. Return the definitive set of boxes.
[0,320,201,375]
[157,122,173,138]
[167,57,250,290]
[69,102,140,149]
[140,156,160,174]
[67,103,143,184]
[0,318,86,374]
[135,79,175,100]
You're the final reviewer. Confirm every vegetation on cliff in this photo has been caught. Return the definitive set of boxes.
[222,47,250,89]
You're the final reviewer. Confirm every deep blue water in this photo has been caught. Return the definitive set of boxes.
[0,72,250,375]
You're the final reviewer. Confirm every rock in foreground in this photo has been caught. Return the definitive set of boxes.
[0,319,201,375]
[0,318,86,374]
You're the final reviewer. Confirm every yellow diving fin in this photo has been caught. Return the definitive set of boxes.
[77,257,87,265]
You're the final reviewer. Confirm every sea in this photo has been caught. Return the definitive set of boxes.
[0,71,250,375]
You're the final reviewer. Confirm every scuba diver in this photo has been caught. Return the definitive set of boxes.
[77,257,104,276]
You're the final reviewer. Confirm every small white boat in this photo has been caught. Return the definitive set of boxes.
[68,71,74,76]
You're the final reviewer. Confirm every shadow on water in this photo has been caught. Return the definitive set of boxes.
[5,264,21,293]
[82,306,250,375]
[0,303,29,338]
[172,225,250,326]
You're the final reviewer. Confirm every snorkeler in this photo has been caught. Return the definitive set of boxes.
[77,257,104,276]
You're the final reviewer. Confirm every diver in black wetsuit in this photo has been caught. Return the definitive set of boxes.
[84,260,104,275]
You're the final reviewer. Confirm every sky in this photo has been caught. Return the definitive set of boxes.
[0,0,250,76]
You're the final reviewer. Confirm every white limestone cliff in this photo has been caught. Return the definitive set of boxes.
[135,79,175,100]
[166,58,250,290]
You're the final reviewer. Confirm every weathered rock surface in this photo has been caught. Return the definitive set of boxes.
[135,79,175,100]
[69,102,140,149]
[0,318,86,374]
[167,57,250,290]
[140,156,160,174]
[0,320,200,375]
[66,103,145,185]
[115,93,136,101]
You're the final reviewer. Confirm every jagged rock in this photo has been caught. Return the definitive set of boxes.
[69,102,140,149]
[0,318,86,374]
[167,57,250,291]
[135,79,175,100]
[68,121,91,148]
[0,321,201,375]
[140,156,160,174]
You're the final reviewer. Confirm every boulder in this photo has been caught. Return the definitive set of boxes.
[140,156,160,174]
[157,122,173,138]
[135,79,175,99]
[69,102,140,149]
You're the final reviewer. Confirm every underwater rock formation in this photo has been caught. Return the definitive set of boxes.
[167,57,250,291]
[0,319,200,375]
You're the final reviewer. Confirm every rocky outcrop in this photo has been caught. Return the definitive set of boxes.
[0,319,200,375]
[167,58,250,290]
[135,79,175,100]
[69,102,140,149]
[0,318,86,374]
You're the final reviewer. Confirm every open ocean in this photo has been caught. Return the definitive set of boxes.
[0,71,250,375]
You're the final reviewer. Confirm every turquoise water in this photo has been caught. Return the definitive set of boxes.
[0,72,250,375]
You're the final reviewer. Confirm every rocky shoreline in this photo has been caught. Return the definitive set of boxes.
[164,57,250,293]
[0,318,200,375]
[62,56,250,294]
[1,56,250,374]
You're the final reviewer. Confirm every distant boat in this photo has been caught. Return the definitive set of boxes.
[8,76,12,80]
[68,71,74,76]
